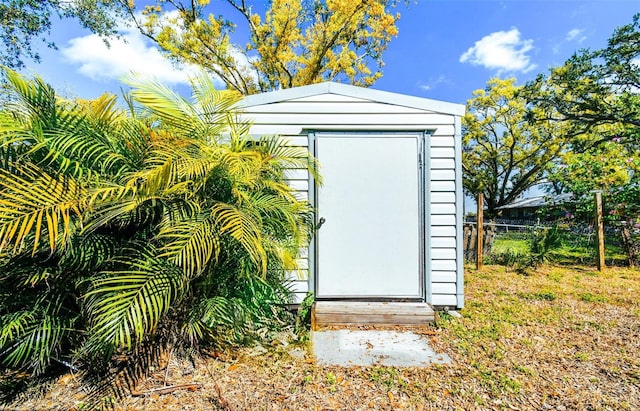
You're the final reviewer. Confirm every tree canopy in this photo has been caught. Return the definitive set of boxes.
[519,13,640,264]
[526,13,640,144]
[526,13,640,215]
[0,0,129,69]
[130,0,402,94]
[462,78,571,216]
[465,14,640,220]
[1,0,403,94]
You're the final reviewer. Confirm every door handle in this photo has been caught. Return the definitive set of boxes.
[315,217,326,230]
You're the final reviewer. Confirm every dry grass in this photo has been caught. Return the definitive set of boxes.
[2,264,639,410]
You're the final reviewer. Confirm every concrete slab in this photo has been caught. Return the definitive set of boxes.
[312,330,451,367]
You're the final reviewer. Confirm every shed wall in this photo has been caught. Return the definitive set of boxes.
[241,92,462,308]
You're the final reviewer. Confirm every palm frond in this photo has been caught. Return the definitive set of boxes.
[164,141,225,188]
[76,93,124,128]
[2,69,149,181]
[190,73,244,121]
[0,163,86,254]
[83,166,194,235]
[127,72,244,143]
[219,148,263,186]
[38,123,129,178]
[248,192,300,233]
[256,135,322,184]
[0,311,72,374]
[0,68,319,396]
[210,202,267,274]
[113,119,154,171]
[0,254,54,288]
[188,275,293,345]
[0,311,33,344]
[2,68,57,123]
[157,216,220,278]
[0,111,32,149]
[58,233,118,273]
[189,74,250,142]
[84,249,187,352]
[125,76,202,135]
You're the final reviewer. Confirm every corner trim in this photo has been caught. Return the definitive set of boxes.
[454,115,465,309]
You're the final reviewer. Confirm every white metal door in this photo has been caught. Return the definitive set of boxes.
[315,133,423,298]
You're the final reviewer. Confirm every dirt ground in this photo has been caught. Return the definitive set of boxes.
[2,264,639,410]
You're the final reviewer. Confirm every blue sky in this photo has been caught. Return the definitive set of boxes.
[19,0,640,106]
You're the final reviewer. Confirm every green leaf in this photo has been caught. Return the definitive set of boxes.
[84,250,187,351]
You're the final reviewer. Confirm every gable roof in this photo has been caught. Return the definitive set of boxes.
[496,193,574,210]
[239,81,465,116]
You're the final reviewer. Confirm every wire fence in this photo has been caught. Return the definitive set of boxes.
[463,219,632,267]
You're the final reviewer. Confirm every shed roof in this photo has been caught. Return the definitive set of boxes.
[239,81,465,116]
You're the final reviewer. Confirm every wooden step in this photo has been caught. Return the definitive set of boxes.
[312,301,435,329]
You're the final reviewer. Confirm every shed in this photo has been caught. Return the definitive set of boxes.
[239,82,465,316]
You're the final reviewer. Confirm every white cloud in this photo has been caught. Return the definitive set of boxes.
[418,75,448,92]
[566,28,586,43]
[459,28,536,73]
[61,26,203,86]
[61,10,259,90]
[566,28,581,41]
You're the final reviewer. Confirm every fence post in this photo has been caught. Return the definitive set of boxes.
[594,191,605,271]
[477,193,484,270]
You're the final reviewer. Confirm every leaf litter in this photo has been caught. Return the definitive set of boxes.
[2,264,639,410]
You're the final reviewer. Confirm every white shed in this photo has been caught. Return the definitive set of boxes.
[239,82,465,311]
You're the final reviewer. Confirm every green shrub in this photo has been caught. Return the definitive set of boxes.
[529,226,563,265]
[0,69,318,402]
[295,292,315,336]
[487,248,531,269]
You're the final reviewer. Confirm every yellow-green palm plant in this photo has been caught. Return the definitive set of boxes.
[0,68,318,399]
[0,69,150,378]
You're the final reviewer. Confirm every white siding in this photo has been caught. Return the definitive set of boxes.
[432,283,457,294]
[431,259,457,271]
[240,84,463,308]
[431,214,456,226]
[431,147,456,158]
[288,180,309,191]
[245,112,454,126]
[431,169,456,181]
[431,158,455,169]
[432,294,458,307]
[283,136,309,147]
[432,192,456,203]
[429,128,458,308]
[432,271,457,283]
[430,226,456,238]
[431,203,456,214]
[431,181,456,192]
[275,133,312,304]
[431,248,457,260]
[287,94,366,103]
[431,237,457,248]
[285,169,308,180]
[430,135,455,145]
[285,270,309,304]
